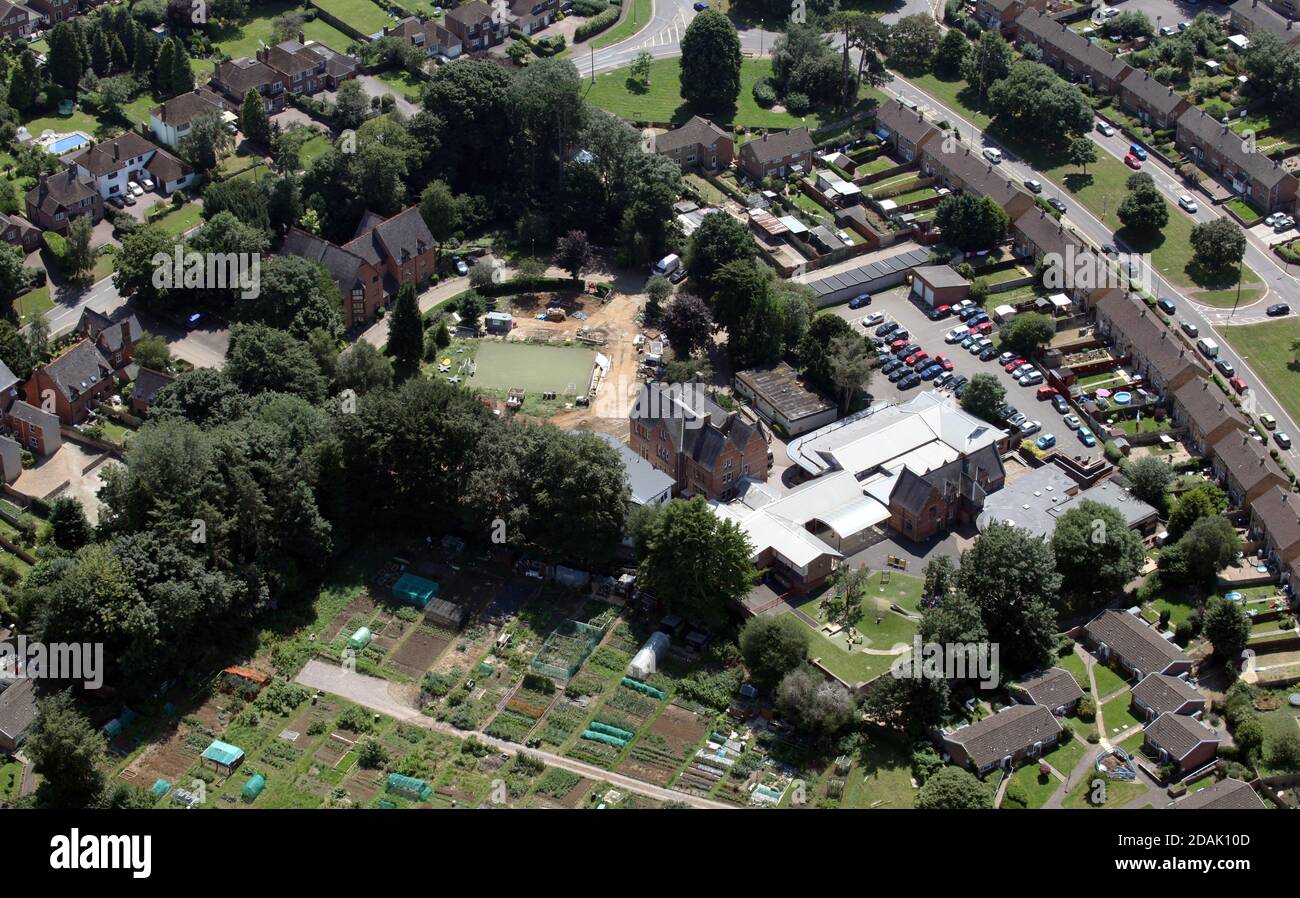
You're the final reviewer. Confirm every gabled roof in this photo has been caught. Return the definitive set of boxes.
[1014,208,1088,259]
[1177,108,1300,191]
[68,132,159,178]
[1094,290,1201,386]
[943,704,1063,770]
[1173,376,1247,436]
[741,127,815,165]
[1173,777,1267,809]
[1017,9,1136,83]
[214,56,279,95]
[146,148,192,185]
[1131,673,1205,716]
[79,307,143,354]
[590,432,675,506]
[150,87,227,127]
[261,39,322,76]
[0,679,37,744]
[447,0,492,24]
[1252,485,1300,554]
[1230,0,1300,45]
[1085,609,1190,675]
[26,168,97,217]
[1145,711,1219,762]
[282,227,371,294]
[342,206,436,269]
[6,399,58,431]
[0,358,18,396]
[1121,70,1191,117]
[40,340,113,403]
[928,144,1036,218]
[1212,429,1289,495]
[1016,667,1086,709]
[873,99,941,148]
[655,116,731,154]
[132,367,176,407]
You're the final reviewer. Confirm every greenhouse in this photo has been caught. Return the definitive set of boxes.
[392,573,440,609]
[385,773,432,801]
[242,774,266,802]
[347,627,372,650]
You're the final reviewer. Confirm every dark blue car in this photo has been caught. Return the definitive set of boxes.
[920,364,943,380]
[848,293,872,309]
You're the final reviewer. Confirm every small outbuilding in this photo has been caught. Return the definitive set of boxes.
[241,774,266,802]
[909,265,970,308]
[628,631,671,679]
[485,311,513,334]
[200,739,245,776]
[392,572,440,609]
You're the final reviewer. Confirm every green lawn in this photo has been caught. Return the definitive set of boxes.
[153,202,205,238]
[838,727,919,808]
[1141,593,1200,630]
[12,285,52,326]
[309,0,392,38]
[300,134,332,167]
[1062,772,1148,809]
[1056,651,1090,691]
[586,57,882,129]
[799,620,907,685]
[1100,692,1145,737]
[1220,318,1300,426]
[589,0,653,49]
[211,0,358,57]
[0,761,22,803]
[1091,661,1130,700]
[1006,759,1061,809]
[374,68,425,99]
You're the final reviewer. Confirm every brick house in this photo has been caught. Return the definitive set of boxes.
[1130,673,1207,722]
[910,265,971,309]
[940,704,1063,776]
[1013,667,1085,716]
[212,57,286,112]
[1084,610,1193,679]
[628,383,769,501]
[24,168,103,234]
[4,400,61,456]
[445,0,509,50]
[0,211,41,253]
[919,142,1037,220]
[283,206,437,330]
[1230,0,1300,47]
[1172,777,1267,809]
[26,0,73,24]
[1171,377,1248,457]
[78,308,142,372]
[1119,70,1192,130]
[975,0,1047,33]
[738,128,815,181]
[131,368,176,416]
[1248,485,1300,567]
[25,340,116,425]
[887,445,1004,541]
[0,0,35,41]
[1210,430,1290,507]
[1093,291,1202,397]
[1143,712,1220,775]
[872,99,939,162]
[1016,8,1135,93]
[652,116,734,172]
[1175,108,1300,213]
[383,16,463,59]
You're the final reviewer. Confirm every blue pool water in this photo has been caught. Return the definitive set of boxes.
[49,133,90,154]
[1114,391,1132,404]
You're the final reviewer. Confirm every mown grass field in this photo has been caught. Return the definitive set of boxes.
[1220,317,1300,426]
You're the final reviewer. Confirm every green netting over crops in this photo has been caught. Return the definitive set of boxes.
[386,773,432,800]
[531,619,605,680]
[392,573,440,609]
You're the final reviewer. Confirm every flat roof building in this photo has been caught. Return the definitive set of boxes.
[734,361,837,437]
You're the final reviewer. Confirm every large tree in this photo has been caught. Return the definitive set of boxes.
[961,30,1013,99]
[661,293,714,357]
[958,523,1061,674]
[887,13,942,74]
[1050,500,1146,609]
[775,665,857,736]
[387,282,424,380]
[987,60,1093,146]
[1159,514,1240,588]
[959,373,1006,425]
[1124,455,1174,511]
[26,691,107,808]
[1167,482,1227,541]
[240,87,273,146]
[1190,218,1247,273]
[1117,174,1168,234]
[687,210,757,299]
[637,496,758,627]
[1000,312,1055,357]
[739,616,809,690]
[915,766,993,809]
[679,10,742,112]
[934,193,1009,251]
[1203,595,1249,664]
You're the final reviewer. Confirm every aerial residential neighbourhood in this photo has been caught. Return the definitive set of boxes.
[2,0,1300,844]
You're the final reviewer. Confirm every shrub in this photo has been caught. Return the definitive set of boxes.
[752,79,777,108]
[784,92,812,116]
[575,6,619,40]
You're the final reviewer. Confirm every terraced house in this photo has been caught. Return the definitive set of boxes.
[919,142,1037,220]
[1130,673,1206,722]
[738,128,815,180]
[1093,291,1202,396]
[1015,9,1135,93]
[1119,70,1192,130]
[1230,0,1300,47]
[1175,108,1300,213]
[1210,429,1289,507]
[872,99,939,162]
[1247,485,1300,567]
[1170,377,1248,457]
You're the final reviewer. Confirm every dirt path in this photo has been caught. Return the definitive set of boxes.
[294,660,735,810]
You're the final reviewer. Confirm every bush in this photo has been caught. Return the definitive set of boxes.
[752,79,777,108]
[784,92,812,116]
[575,6,619,40]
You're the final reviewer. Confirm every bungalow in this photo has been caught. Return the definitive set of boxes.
[1130,673,1206,721]
[24,168,103,234]
[1210,430,1290,507]
[0,0,35,41]
[1171,377,1248,457]
[66,131,194,199]
[283,206,437,330]
[1013,667,1085,716]
[940,704,1063,776]
[149,88,233,149]
[653,116,735,172]
[1093,290,1202,396]
[1229,0,1300,47]
[1171,777,1267,809]
[1015,8,1135,93]
[0,211,41,254]
[445,0,510,50]
[1176,108,1300,213]
[24,340,116,425]
[1119,70,1192,130]
[510,0,558,34]
[1143,712,1220,775]
[211,57,286,113]
[873,99,940,162]
[1083,609,1193,679]
[131,368,175,416]
[383,16,463,59]
[1248,485,1300,567]
[738,128,815,181]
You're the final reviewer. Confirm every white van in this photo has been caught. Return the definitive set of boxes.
[653,254,681,277]
[1196,337,1220,358]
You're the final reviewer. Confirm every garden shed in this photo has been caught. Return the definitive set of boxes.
[200,739,245,776]
[392,572,440,609]
[424,598,465,630]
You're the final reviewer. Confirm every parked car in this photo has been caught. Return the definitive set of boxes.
[128,182,144,197]
[1274,215,1296,232]
[926,304,951,320]
[1265,212,1284,228]
[1157,297,1176,315]
[935,355,953,371]
[1261,414,1277,430]
[971,337,993,353]
[1005,358,1027,373]
[1020,420,1042,436]
[1008,413,1028,428]
[1019,370,1044,386]
[1047,197,1067,214]
[982,147,1003,164]
[139,176,155,191]
[1180,320,1199,338]
[973,321,993,335]
[877,321,899,336]
[960,334,979,350]
[1230,376,1248,394]
[998,351,1017,365]
[1124,153,1142,169]
[1129,144,1147,161]
[899,373,921,389]
[454,256,469,276]
[888,366,908,382]
[978,346,999,361]
[1036,386,1056,401]
[921,364,943,380]
[1078,426,1096,447]
[122,192,137,206]
[1177,194,1198,213]
[1275,432,1292,450]
[935,371,953,387]
[1025,179,1042,193]
[1215,358,1235,378]
[1097,122,1115,137]
[1101,243,1118,257]
[693,1,709,9]
[946,326,970,343]
[863,312,885,327]
[1267,303,1291,317]
[1052,395,1069,415]
[1063,414,1081,430]
[1036,434,1057,450]
[849,293,872,309]
[108,195,125,209]
[892,328,911,342]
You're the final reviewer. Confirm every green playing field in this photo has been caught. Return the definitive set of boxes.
[470,342,597,396]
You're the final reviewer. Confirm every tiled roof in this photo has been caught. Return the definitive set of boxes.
[655,116,730,154]
[1212,429,1289,495]
[41,340,113,403]
[343,206,436,268]
[1016,667,1086,710]
[214,57,279,95]
[68,132,159,178]
[1095,291,1201,386]
[1121,70,1191,117]
[447,0,492,24]
[1017,9,1136,82]
[1145,711,1219,762]
[1085,609,1189,675]
[79,308,143,353]
[742,127,815,165]
[1253,485,1300,554]
[1177,107,1300,191]
[1230,0,1300,44]
[26,168,97,217]
[874,99,941,148]
[1173,777,1267,810]
[943,704,1062,770]
[1131,673,1205,717]
[132,367,176,407]
[1173,377,1247,436]
[0,679,37,743]
[150,87,227,127]
[283,227,370,294]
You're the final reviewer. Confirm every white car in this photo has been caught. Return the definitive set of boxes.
[1102,6,1119,17]
[1096,121,1115,137]
[1274,215,1296,232]
[863,312,885,327]
[1177,194,1198,213]
[946,326,970,343]
[1063,414,1081,430]
[1265,212,1283,227]
[128,182,144,197]
[139,176,155,191]
[982,147,1003,164]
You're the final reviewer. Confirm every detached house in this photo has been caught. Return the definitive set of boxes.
[628,383,769,501]
[445,0,509,50]
[283,207,437,330]
[1016,9,1135,92]
[131,368,176,416]
[383,16,463,60]
[1084,609,1193,680]
[66,131,194,199]
[940,704,1063,776]
[149,88,233,148]
[25,0,73,24]
[738,128,815,181]
[1171,377,1248,457]
[78,308,142,372]
[1175,108,1300,213]
[1249,485,1300,568]
[510,0,558,34]
[256,36,360,96]
[653,116,734,172]
[0,211,40,253]
[0,0,35,41]
[25,168,103,234]
[1119,70,1192,130]
[1172,777,1267,809]
[25,340,116,425]
[1210,429,1289,507]
[212,57,286,113]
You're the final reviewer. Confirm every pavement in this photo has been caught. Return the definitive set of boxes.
[294,659,737,809]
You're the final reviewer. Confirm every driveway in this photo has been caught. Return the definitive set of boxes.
[354,75,419,117]
[14,443,118,524]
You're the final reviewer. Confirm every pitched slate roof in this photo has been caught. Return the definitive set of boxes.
[0,358,18,396]
[67,132,158,177]
[0,679,37,745]
[1253,485,1300,555]
[1131,673,1205,716]
[1213,429,1289,495]
[1085,609,1190,675]
[655,116,731,154]
[1016,667,1086,709]
[132,367,175,408]
[928,144,1036,217]
[41,340,113,403]
[1121,70,1191,118]
[1177,107,1300,191]
[1014,208,1088,258]
[873,99,941,149]
[214,56,279,95]
[27,168,97,217]
[742,127,815,165]
[590,432,675,505]
[261,39,322,76]
[6,399,58,431]
[943,704,1062,770]
[342,206,436,268]
[146,148,192,186]
[1230,0,1300,45]
[1145,711,1219,762]
[1173,377,1247,436]
[150,87,227,127]
[1017,9,1136,83]
[282,227,371,295]
[79,308,143,354]
[1094,290,1201,386]
[1173,777,1267,809]
[446,0,492,25]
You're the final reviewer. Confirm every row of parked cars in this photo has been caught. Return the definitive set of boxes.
[106,176,154,209]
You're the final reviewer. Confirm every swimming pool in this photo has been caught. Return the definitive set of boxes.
[1114,391,1132,405]
[43,131,92,155]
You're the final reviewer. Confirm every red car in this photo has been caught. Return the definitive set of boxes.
[1036,386,1057,401]
[1005,358,1027,373]
[936,355,953,371]
[975,321,994,335]
[1230,376,1248,394]
[934,304,951,318]
[891,339,908,351]
[1124,153,1142,169]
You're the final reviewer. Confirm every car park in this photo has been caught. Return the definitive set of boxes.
[849,293,872,309]
[1215,358,1235,377]
[1019,370,1044,386]
[1177,194,1198,213]
[1052,394,1069,415]
[1261,414,1277,430]
[1097,121,1115,137]
[1230,376,1248,394]
[978,346,998,361]
[1063,414,1081,430]
[1036,434,1057,450]
[1078,427,1096,447]
[1267,303,1291,317]
[1275,432,1292,450]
